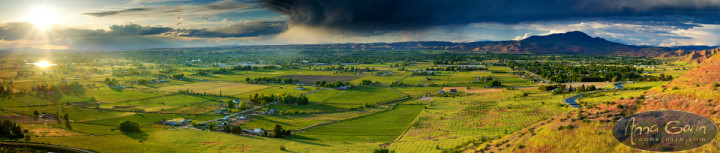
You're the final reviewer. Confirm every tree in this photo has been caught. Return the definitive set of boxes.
[588,85,597,91]
[490,80,502,87]
[0,120,24,139]
[273,124,284,138]
[230,126,243,134]
[33,111,39,117]
[361,80,373,86]
[118,120,141,133]
[227,101,234,110]
[238,101,246,109]
[64,113,69,122]
[373,148,395,153]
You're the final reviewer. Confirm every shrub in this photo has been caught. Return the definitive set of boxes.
[279,145,286,151]
[616,104,624,109]
[373,148,394,153]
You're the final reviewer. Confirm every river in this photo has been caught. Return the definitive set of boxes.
[564,83,625,108]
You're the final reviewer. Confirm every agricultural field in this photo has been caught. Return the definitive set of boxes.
[324,86,407,108]
[236,84,311,98]
[157,81,269,95]
[441,86,503,93]
[241,106,388,130]
[388,90,572,153]
[393,86,442,97]
[84,87,169,103]
[98,94,215,112]
[277,75,361,84]
[298,104,425,142]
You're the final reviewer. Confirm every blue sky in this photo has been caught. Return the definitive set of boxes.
[1,0,720,50]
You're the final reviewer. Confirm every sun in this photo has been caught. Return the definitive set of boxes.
[34,60,54,68]
[27,5,59,31]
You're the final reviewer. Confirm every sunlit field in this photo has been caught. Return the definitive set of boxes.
[2,1,718,152]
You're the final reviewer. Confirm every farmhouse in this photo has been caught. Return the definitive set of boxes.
[163,118,192,126]
[215,108,228,114]
[261,108,279,115]
[253,129,265,135]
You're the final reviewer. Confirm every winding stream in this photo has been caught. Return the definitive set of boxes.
[564,83,625,108]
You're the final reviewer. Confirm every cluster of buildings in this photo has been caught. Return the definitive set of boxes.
[161,118,192,126]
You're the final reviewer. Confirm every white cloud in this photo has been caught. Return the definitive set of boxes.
[666,24,720,46]
[512,33,532,40]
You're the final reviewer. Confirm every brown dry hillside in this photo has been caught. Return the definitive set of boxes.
[668,52,720,89]
[469,54,720,153]
[659,47,720,64]
[657,49,693,57]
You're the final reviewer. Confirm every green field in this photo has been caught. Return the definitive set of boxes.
[99,94,215,112]
[241,106,387,130]
[85,88,168,103]
[298,104,425,142]
[324,86,406,108]
[157,81,269,95]
[388,90,571,153]
[393,86,442,97]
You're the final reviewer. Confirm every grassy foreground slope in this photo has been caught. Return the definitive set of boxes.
[389,90,572,153]
[30,129,381,153]
[476,54,720,152]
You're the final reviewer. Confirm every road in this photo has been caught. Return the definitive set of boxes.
[522,69,550,83]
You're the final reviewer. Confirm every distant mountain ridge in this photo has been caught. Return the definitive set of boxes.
[479,31,670,56]
[151,31,691,56]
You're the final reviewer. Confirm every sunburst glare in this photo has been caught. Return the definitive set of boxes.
[27,5,59,31]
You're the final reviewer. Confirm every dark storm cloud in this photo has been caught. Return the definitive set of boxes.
[258,0,720,31]
[0,22,285,40]
[0,22,285,50]
[178,21,286,38]
[84,0,256,17]
[107,24,174,36]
